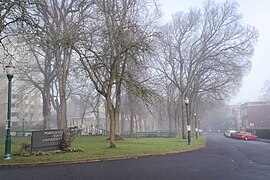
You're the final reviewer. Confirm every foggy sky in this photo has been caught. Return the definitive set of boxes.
[159,0,270,104]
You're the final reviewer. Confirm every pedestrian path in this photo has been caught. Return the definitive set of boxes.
[260,138,270,143]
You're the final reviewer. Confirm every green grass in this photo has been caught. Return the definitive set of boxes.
[0,136,206,166]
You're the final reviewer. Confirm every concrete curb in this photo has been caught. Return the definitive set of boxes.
[259,139,270,143]
[0,146,206,169]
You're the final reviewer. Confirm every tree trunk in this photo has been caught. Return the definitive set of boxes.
[42,90,51,130]
[181,96,186,139]
[107,97,116,148]
[96,96,101,127]
[167,94,172,136]
[120,108,125,135]
[58,80,67,129]
[55,48,70,130]
[135,117,139,138]
[114,82,121,138]
[105,101,109,134]
[129,92,135,136]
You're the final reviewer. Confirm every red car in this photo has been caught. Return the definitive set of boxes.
[232,132,258,141]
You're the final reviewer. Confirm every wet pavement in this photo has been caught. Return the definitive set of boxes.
[1,134,270,180]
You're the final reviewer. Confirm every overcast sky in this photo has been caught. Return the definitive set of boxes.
[158,0,270,104]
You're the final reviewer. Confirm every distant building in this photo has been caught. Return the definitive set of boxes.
[0,75,42,130]
[0,41,43,131]
[229,105,241,130]
[240,101,270,129]
[0,59,42,131]
[67,98,107,135]
[67,117,106,136]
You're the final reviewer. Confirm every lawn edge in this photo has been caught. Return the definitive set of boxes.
[0,145,206,169]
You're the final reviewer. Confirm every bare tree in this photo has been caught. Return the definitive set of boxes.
[16,39,56,129]
[0,0,29,40]
[73,0,160,147]
[68,68,105,127]
[157,0,258,139]
[259,80,270,100]
[22,0,94,129]
[163,79,180,136]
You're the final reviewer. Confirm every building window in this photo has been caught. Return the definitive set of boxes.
[11,112,18,118]
[12,122,19,126]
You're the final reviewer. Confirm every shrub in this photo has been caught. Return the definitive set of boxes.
[60,130,75,151]
[19,143,32,157]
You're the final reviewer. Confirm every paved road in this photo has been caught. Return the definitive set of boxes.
[1,134,270,180]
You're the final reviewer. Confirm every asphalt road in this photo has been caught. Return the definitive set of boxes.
[1,134,270,180]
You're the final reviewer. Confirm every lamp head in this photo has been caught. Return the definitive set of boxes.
[184,96,189,105]
[5,61,15,76]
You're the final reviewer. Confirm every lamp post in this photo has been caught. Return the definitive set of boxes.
[3,61,15,160]
[22,118,25,137]
[184,96,190,145]
[194,113,198,139]
[198,119,200,137]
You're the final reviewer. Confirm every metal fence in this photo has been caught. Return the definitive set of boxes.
[11,131,32,137]
[121,131,177,138]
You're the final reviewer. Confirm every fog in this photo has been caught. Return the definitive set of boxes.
[2,0,270,134]
[159,0,270,105]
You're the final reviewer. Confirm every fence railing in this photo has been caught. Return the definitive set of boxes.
[11,131,32,137]
[121,131,177,138]
[10,130,178,138]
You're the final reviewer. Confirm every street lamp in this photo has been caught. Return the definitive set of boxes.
[3,61,15,160]
[198,119,200,137]
[184,96,190,145]
[194,113,198,139]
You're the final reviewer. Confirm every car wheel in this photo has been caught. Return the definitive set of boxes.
[244,137,248,141]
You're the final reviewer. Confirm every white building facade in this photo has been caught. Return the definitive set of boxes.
[0,72,42,131]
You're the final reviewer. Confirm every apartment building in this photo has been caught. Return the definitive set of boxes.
[0,63,42,131]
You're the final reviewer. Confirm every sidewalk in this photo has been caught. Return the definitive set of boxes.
[259,138,270,143]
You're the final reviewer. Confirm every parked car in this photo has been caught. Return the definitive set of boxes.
[231,131,258,141]
[224,130,236,137]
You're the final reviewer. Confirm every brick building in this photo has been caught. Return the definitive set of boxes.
[240,101,270,129]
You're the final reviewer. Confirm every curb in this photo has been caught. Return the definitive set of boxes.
[0,146,206,169]
[259,139,270,143]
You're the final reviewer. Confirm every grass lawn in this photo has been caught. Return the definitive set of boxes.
[0,136,206,166]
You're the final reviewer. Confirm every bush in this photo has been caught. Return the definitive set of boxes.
[19,143,32,157]
[60,130,75,151]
